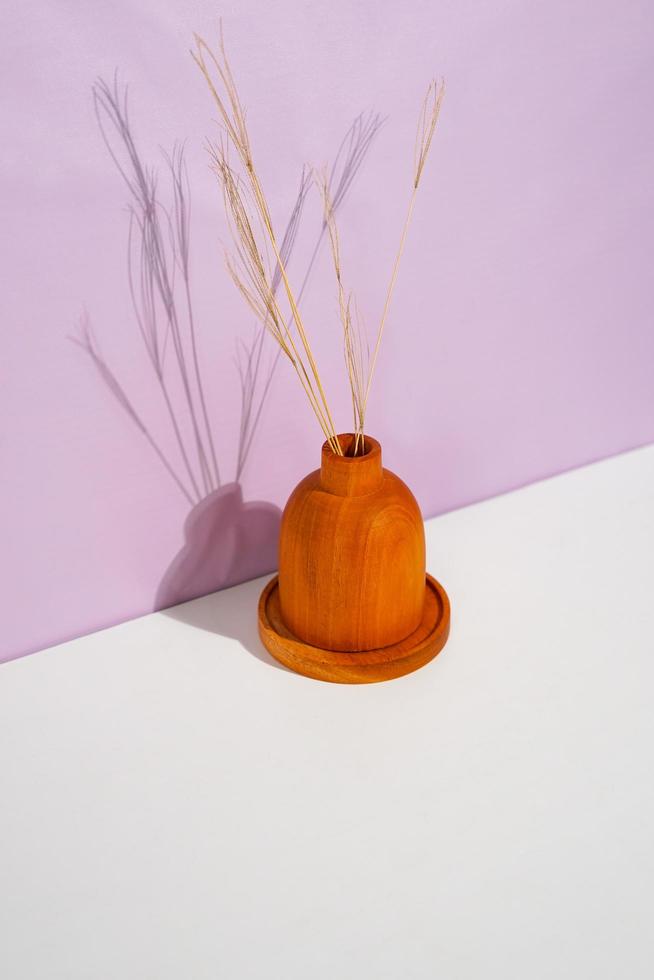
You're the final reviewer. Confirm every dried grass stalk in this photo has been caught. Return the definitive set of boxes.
[355,78,445,453]
[192,29,343,455]
[319,78,444,454]
[194,27,443,456]
[235,110,383,478]
[318,172,368,442]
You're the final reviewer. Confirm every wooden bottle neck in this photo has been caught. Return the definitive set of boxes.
[320,434,383,496]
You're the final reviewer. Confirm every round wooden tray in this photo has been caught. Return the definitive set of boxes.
[258,574,450,684]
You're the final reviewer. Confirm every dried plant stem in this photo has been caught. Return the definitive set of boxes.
[235,167,311,479]
[319,173,367,448]
[355,78,444,453]
[240,155,342,451]
[361,188,417,420]
[193,31,343,456]
[263,285,338,441]
[217,158,339,450]
[236,106,384,476]
[194,28,442,458]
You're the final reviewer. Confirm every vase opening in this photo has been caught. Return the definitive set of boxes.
[337,433,372,457]
[320,433,383,496]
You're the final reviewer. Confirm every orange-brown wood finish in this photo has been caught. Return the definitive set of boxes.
[258,434,451,683]
[279,434,425,650]
[259,573,450,683]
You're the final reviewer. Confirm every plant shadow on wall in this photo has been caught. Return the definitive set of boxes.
[73,74,383,638]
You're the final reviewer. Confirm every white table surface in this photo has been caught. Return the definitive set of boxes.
[2,446,653,980]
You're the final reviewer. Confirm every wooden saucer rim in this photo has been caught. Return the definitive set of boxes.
[257,573,450,683]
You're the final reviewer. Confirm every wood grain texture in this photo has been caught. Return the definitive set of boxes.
[278,435,426,651]
[258,573,450,683]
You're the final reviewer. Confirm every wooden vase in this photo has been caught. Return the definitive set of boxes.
[258,434,450,683]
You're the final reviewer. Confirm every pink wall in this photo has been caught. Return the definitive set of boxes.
[2,0,653,662]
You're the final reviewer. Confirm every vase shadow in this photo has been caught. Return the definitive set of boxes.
[156,483,288,671]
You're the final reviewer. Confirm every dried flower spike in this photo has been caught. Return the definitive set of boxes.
[193,29,343,455]
[194,27,443,455]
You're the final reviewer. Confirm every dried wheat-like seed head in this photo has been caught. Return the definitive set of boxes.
[318,169,368,453]
[358,78,445,444]
[414,78,445,188]
[193,29,343,454]
[193,27,444,456]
